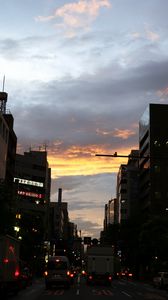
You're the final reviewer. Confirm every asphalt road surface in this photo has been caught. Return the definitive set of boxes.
[9,275,168,300]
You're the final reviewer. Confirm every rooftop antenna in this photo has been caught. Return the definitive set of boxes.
[44,143,48,151]
[0,75,7,113]
[2,75,5,92]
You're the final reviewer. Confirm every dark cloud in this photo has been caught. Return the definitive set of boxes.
[9,56,168,156]
[71,217,102,236]
[51,173,117,209]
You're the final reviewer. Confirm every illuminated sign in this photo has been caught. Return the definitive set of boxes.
[17,190,44,198]
[14,177,43,187]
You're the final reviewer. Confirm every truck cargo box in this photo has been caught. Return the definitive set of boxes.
[0,235,20,295]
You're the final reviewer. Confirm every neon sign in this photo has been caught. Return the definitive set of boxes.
[17,190,44,198]
[14,177,43,187]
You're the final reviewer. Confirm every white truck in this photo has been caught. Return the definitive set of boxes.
[0,235,20,296]
[85,245,120,285]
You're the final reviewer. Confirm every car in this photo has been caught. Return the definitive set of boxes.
[119,269,133,279]
[153,272,168,289]
[19,265,33,289]
[44,256,71,289]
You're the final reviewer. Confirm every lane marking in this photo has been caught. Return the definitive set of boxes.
[76,274,81,295]
[122,291,132,298]
[102,289,113,295]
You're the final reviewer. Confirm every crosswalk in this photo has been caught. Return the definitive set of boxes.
[44,288,114,296]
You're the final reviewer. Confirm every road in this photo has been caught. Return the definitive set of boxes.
[9,275,168,300]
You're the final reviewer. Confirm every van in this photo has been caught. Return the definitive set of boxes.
[44,256,71,289]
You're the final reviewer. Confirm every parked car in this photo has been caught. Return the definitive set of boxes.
[153,272,168,289]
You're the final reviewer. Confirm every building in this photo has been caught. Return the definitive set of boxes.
[116,150,140,223]
[104,198,118,231]
[0,111,8,180]
[139,103,168,219]
[126,150,140,219]
[14,150,51,268]
[116,164,128,223]
[49,188,81,264]
[0,91,17,235]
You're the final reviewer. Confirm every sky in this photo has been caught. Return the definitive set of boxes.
[1,0,168,238]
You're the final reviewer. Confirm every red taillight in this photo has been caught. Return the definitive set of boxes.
[108,276,112,281]
[3,258,9,263]
[128,273,133,277]
[15,269,20,277]
[44,271,48,276]
[82,270,86,275]
[88,275,93,280]
[70,273,74,278]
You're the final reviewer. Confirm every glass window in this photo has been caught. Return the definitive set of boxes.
[47,261,67,270]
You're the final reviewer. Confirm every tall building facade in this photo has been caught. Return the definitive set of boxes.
[126,150,140,219]
[139,103,168,219]
[104,198,118,231]
[14,150,51,268]
[0,111,8,180]
[116,150,139,223]
[116,164,128,223]
[0,91,17,235]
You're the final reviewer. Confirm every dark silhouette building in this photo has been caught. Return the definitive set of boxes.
[139,103,168,219]
[14,150,51,270]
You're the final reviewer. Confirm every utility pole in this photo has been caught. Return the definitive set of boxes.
[95,152,151,159]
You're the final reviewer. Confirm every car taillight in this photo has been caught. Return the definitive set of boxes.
[128,273,133,277]
[82,270,86,275]
[70,273,74,278]
[15,269,20,277]
[88,275,93,280]
[67,271,70,276]
[108,276,112,281]
[44,271,48,276]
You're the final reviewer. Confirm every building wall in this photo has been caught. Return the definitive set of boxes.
[139,103,168,218]
[0,113,8,179]
[117,164,128,223]
[14,150,51,262]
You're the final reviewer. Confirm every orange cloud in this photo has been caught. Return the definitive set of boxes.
[131,26,159,42]
[145,29,159,41]
[96,128,135,139]
[113,128,135,139]
[47,144,134,178]
[35,0,111,36]
[157,87,168,97]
